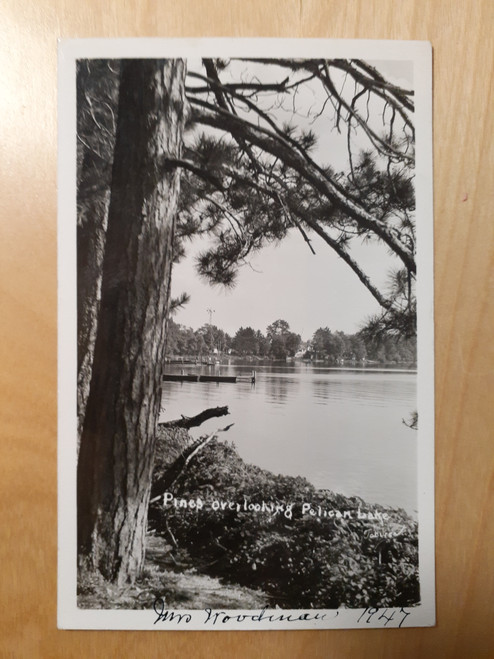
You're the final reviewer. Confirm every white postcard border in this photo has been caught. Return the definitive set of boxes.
[58,37,435,630]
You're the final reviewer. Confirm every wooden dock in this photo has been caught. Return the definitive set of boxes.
[167,358,221,365]
[163,372,255,384]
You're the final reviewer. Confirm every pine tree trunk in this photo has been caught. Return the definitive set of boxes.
[76,61,119,445]
[76,159,111,445]
[77,59,186,585]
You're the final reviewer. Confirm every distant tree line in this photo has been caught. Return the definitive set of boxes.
[166,318,416,364]
[166,318,302,360]
[308,326,416,364]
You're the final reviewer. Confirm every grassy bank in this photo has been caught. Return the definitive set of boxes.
[150,429,419,610]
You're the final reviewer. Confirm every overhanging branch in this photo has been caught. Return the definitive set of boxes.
[166,155,399,312]
[190,102,416,273]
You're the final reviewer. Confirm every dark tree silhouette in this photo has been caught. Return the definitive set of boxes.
[77,59,186,584]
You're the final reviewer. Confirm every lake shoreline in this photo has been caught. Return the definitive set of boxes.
[160,365,418,514]
[147,425,420,610]
[77,419,419,611]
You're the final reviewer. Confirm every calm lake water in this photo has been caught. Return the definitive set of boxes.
[160,363,417,515]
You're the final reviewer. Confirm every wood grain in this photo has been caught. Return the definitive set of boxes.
[1,1,493,656]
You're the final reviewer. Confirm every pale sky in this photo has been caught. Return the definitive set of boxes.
[171,59,414,340]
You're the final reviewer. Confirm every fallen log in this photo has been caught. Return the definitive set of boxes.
[159,405,229,429]
[150,423,234,503]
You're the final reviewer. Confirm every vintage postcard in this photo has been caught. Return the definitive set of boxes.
[58,38,435,629]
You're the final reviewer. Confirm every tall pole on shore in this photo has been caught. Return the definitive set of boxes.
[206,308,215,356]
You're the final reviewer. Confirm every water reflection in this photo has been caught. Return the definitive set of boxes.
[161,363,417,513]
[264,376,299,405]
[312,378,401,406]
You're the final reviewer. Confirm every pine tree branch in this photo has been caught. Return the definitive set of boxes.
[190,102,416,273]
[186,78,290,94]
[167,155,397,312]
[320,63,414,164]
[237,57,414,125]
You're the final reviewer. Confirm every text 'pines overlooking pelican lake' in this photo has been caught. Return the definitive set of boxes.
[58,38,435,630]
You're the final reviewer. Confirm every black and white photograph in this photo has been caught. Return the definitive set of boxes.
[58,38,434,630]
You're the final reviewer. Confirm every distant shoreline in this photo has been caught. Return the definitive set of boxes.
[166,360,418,375]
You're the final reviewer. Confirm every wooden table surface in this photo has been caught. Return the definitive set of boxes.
[1,1,493,657]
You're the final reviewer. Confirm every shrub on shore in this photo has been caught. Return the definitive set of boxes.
[150,438,419,609]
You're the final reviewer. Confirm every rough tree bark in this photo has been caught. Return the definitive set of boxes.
[77,171,110,444]
[77,59,186,585]
[76,61,119,444]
